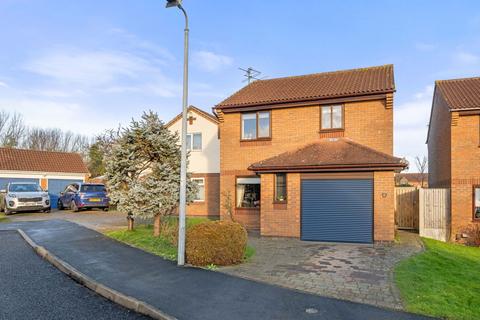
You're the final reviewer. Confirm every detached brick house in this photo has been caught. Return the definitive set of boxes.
[166,106,220,218]
[214,65,406,243]
[427,77,480,240]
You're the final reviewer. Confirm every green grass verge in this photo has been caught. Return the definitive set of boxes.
[105,217,255,264]
[0,213,9,223]
[395,238,480,320]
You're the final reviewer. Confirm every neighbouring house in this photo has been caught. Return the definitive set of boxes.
[166,105,220,218]
[427,76,480,240]
[395,173,428,188]
[0,148,90,209]
[214,65,407,243]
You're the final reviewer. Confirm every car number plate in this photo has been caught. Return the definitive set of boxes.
[89,198,101,202]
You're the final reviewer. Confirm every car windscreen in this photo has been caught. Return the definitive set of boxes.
[80,185,106,193]
[8,184,42,192]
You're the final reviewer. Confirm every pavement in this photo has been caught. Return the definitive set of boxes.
[0,220,434,320]
[2,209,149,231]
[220,231,423,310]
[0,230,149,320]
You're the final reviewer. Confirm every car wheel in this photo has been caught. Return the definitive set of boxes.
[44,208,51,213]
[57,200,64,210]
[70,201,79,212]
[4,208,12,215]
[103,207,109,212]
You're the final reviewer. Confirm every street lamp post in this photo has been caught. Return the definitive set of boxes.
[166,0,189,266]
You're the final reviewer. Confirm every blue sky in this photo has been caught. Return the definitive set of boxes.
[1,0,480,170]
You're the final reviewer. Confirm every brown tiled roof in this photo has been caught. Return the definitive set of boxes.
[249,138,406,172]
[436,77,480,110]
[216,65,395,109]
[165,105,219,128]
[0,148,89,174]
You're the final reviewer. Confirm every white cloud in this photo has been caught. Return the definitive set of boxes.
[192,50,233,72]
[0,81,8,88]
[23,48,179,97]
[394,85,433,172]
[453,51,480,65]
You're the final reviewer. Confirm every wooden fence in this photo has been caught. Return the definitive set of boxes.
[419,188,450,242]
[395,187,419,230]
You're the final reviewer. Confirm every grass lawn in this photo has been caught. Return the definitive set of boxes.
[395,238,480,320]
[0,213,9,223]
[105,217,256,264]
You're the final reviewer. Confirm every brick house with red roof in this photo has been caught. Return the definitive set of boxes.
[214,65,406,243]
[427,77,480,240]
[0,148,90,209]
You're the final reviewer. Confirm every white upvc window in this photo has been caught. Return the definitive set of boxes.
[192,178,205,202]
[186,133,202,151]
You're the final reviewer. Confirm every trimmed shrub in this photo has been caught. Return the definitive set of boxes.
[186,220,247,266]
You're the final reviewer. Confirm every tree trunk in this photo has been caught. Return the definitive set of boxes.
[153,214,161,237]
[127,215,134,231]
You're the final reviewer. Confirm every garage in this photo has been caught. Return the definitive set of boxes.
[0,178,40,191]
[301,178,373,244]
[48,179,84,209]
[0,148,89,209]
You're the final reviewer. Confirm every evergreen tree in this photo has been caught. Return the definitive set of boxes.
[104,111,197,236]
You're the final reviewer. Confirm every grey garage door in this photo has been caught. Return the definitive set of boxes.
[48,179,83,209]
[301,179,373,243]
[0,177,40,191]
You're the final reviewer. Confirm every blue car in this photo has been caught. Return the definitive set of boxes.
[57,183,110,212]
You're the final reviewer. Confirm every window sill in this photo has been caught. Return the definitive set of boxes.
[240,138,272,142]
[236,207,260,210]
[193,200,205,203]
[318,128,344,133]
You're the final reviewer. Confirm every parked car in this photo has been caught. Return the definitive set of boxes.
[57,183,110,212]
[0,182,51,215]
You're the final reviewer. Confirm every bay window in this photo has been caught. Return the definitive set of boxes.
[236,177,261,208]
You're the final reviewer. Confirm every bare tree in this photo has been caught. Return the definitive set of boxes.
[22,127,92,156]
[0,112,26,147]
[415,155,428,188]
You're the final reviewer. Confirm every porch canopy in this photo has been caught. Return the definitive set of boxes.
[248,138,407,173]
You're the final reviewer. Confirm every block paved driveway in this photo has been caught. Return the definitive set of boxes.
[220,231,423,310]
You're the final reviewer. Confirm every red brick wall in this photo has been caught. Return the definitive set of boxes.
[186,173,220,217]
[374,171,395,241]
[260,173,301,237]
[450,113,480,238]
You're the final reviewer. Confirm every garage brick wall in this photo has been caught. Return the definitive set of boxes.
[374,171,395,241]
[260,173,301,237]
[219,98,393,231]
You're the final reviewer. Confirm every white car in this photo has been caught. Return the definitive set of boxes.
[1,182,51,215]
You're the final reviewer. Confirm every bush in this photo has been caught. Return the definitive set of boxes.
[186,220,247,266]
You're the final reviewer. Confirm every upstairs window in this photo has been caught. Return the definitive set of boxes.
[275,173,287,202]
[242,111,271,140]
[187,133,202,151]
[321,105,343,130]
[474,186,480,220]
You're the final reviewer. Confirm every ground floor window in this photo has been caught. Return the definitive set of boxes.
[474,186,480,220]
[236,177,260,208]
[192,178,205,201]
[275,173,287,202]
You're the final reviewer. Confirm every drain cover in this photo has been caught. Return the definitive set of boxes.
[305,308,318,314]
